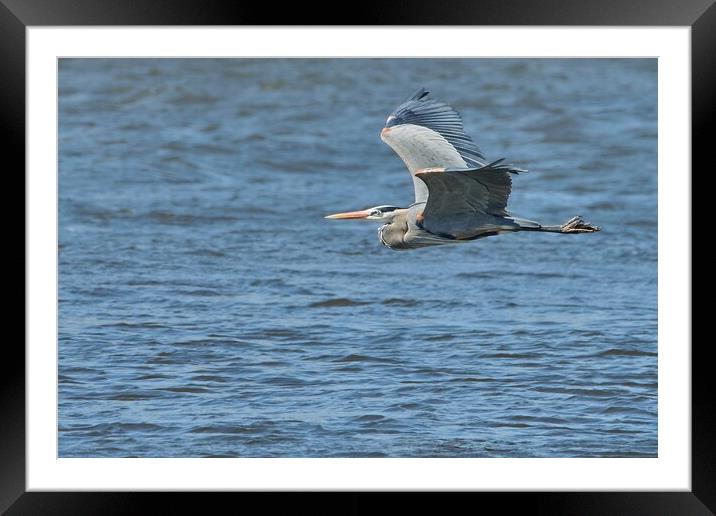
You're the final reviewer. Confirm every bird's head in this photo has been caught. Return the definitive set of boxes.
[324,205,401,222]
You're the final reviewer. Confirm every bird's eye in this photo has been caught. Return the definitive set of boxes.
[370,210,381,217]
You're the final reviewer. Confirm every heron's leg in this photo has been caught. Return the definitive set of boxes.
[518,215,600,233]
[559,216,600,233]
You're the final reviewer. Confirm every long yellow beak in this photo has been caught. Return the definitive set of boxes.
[324,209,372,220]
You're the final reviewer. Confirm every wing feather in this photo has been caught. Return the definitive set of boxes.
[384,88,486,167]
[380,89,526,207]
[381,124,467,203]
[415,160,522,238]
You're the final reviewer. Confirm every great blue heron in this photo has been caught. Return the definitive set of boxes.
[326,88,600,250]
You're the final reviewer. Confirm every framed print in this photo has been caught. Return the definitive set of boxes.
[6,0,710,513]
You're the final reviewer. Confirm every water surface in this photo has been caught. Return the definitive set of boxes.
[59,58,657,457]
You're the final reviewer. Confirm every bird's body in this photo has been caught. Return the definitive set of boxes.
[326,88,600,250]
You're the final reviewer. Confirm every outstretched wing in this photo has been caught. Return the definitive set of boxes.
[384,88,486,168]
[380,88,521,203]
[414,160,522,238]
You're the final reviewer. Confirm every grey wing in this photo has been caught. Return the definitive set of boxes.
[415,159,523,238]
[381,125,467,203]
[385,88,486,167]
[381,88,526,204]
[381,88,490,204]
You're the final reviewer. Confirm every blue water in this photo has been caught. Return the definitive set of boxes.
[58,58,657,457]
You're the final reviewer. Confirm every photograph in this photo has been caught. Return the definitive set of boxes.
[57,57,657,459]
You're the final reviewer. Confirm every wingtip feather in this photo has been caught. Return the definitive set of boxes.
[409,87,431,101]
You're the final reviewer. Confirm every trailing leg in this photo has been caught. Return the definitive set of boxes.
[540,215,600,233]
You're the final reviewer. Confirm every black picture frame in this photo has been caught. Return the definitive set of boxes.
[5,1,708,513]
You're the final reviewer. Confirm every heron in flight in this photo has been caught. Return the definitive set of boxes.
[325,88,600,250]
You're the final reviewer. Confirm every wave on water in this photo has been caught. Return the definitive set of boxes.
[309,298,369,308]
[58,58,658,458]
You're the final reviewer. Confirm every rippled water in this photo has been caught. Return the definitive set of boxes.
[58,58,657,457]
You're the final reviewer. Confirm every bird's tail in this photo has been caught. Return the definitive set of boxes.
[536,215,601,233]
